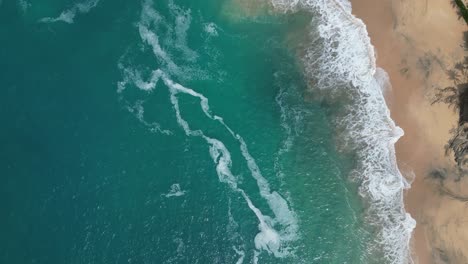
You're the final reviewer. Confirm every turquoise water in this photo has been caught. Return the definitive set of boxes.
[0,0,413,263]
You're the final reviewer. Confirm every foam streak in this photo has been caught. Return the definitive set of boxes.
[269,0,415,263]
[39,0,99,24]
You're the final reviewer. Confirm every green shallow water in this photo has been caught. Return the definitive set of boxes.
[1,0,373,263]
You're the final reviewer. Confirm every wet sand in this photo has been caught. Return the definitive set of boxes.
[351,0,467,263]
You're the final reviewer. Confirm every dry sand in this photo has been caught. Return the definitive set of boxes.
[351,0,467,263]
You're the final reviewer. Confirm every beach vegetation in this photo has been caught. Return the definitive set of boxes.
[432,56,467,114]
[432,42,468,174]
[451,0,468,24]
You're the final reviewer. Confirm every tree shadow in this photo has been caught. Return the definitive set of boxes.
[432,31,468,175]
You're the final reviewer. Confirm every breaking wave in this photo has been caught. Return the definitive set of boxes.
[117,0,416,262]
[269,0,415,263]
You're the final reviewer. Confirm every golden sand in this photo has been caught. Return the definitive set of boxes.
[352,0,466,262]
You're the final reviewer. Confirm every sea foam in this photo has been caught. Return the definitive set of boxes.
[163,183,186,198]
[269,0,415,263]
[166,76,290,258]
[117,1,300,260]
[39,0,99,24]
[138,0,208,80]
[164,72,298,258]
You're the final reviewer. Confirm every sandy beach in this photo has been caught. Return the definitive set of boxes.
[352,0,467,263]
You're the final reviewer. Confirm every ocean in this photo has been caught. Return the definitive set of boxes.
[0,0,415,263]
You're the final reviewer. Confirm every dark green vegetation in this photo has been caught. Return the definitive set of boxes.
[452,0,468,24]
[432,0,467,172]
[432,31,468,175]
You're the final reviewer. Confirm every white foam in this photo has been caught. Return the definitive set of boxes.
[39,0,99,24]
[117,66,172,135]
[202,133,282,256]
[275,83,294,156]
[138,24,181,76]
[166,75,299,258]
[163,73,298,239]
[272,76,308,198]
[204,22,219,37]
[167,81,284,256]
[253,250,260,264]
[375,67,392,93]
[167,0,198,62]
[160,71,295,257]
[126,100,172,135]
[238,136,298,242]
[139,0,208,80]
[169,77,302,249]
[118,66,163,92]
[119,0,415,260]
[17,0,30,13]
[163,183,186,198]
[233,246,246,264]
[161,72,299,250]
[117,0,208,135]
[228,199,247,263]
[117,0,300,260]
[270,1,415,263]
[271,0,375,88]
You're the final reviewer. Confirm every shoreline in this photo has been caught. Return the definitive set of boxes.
[352,0,466,263]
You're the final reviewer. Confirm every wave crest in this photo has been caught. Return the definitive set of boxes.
[270,0,416,263]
